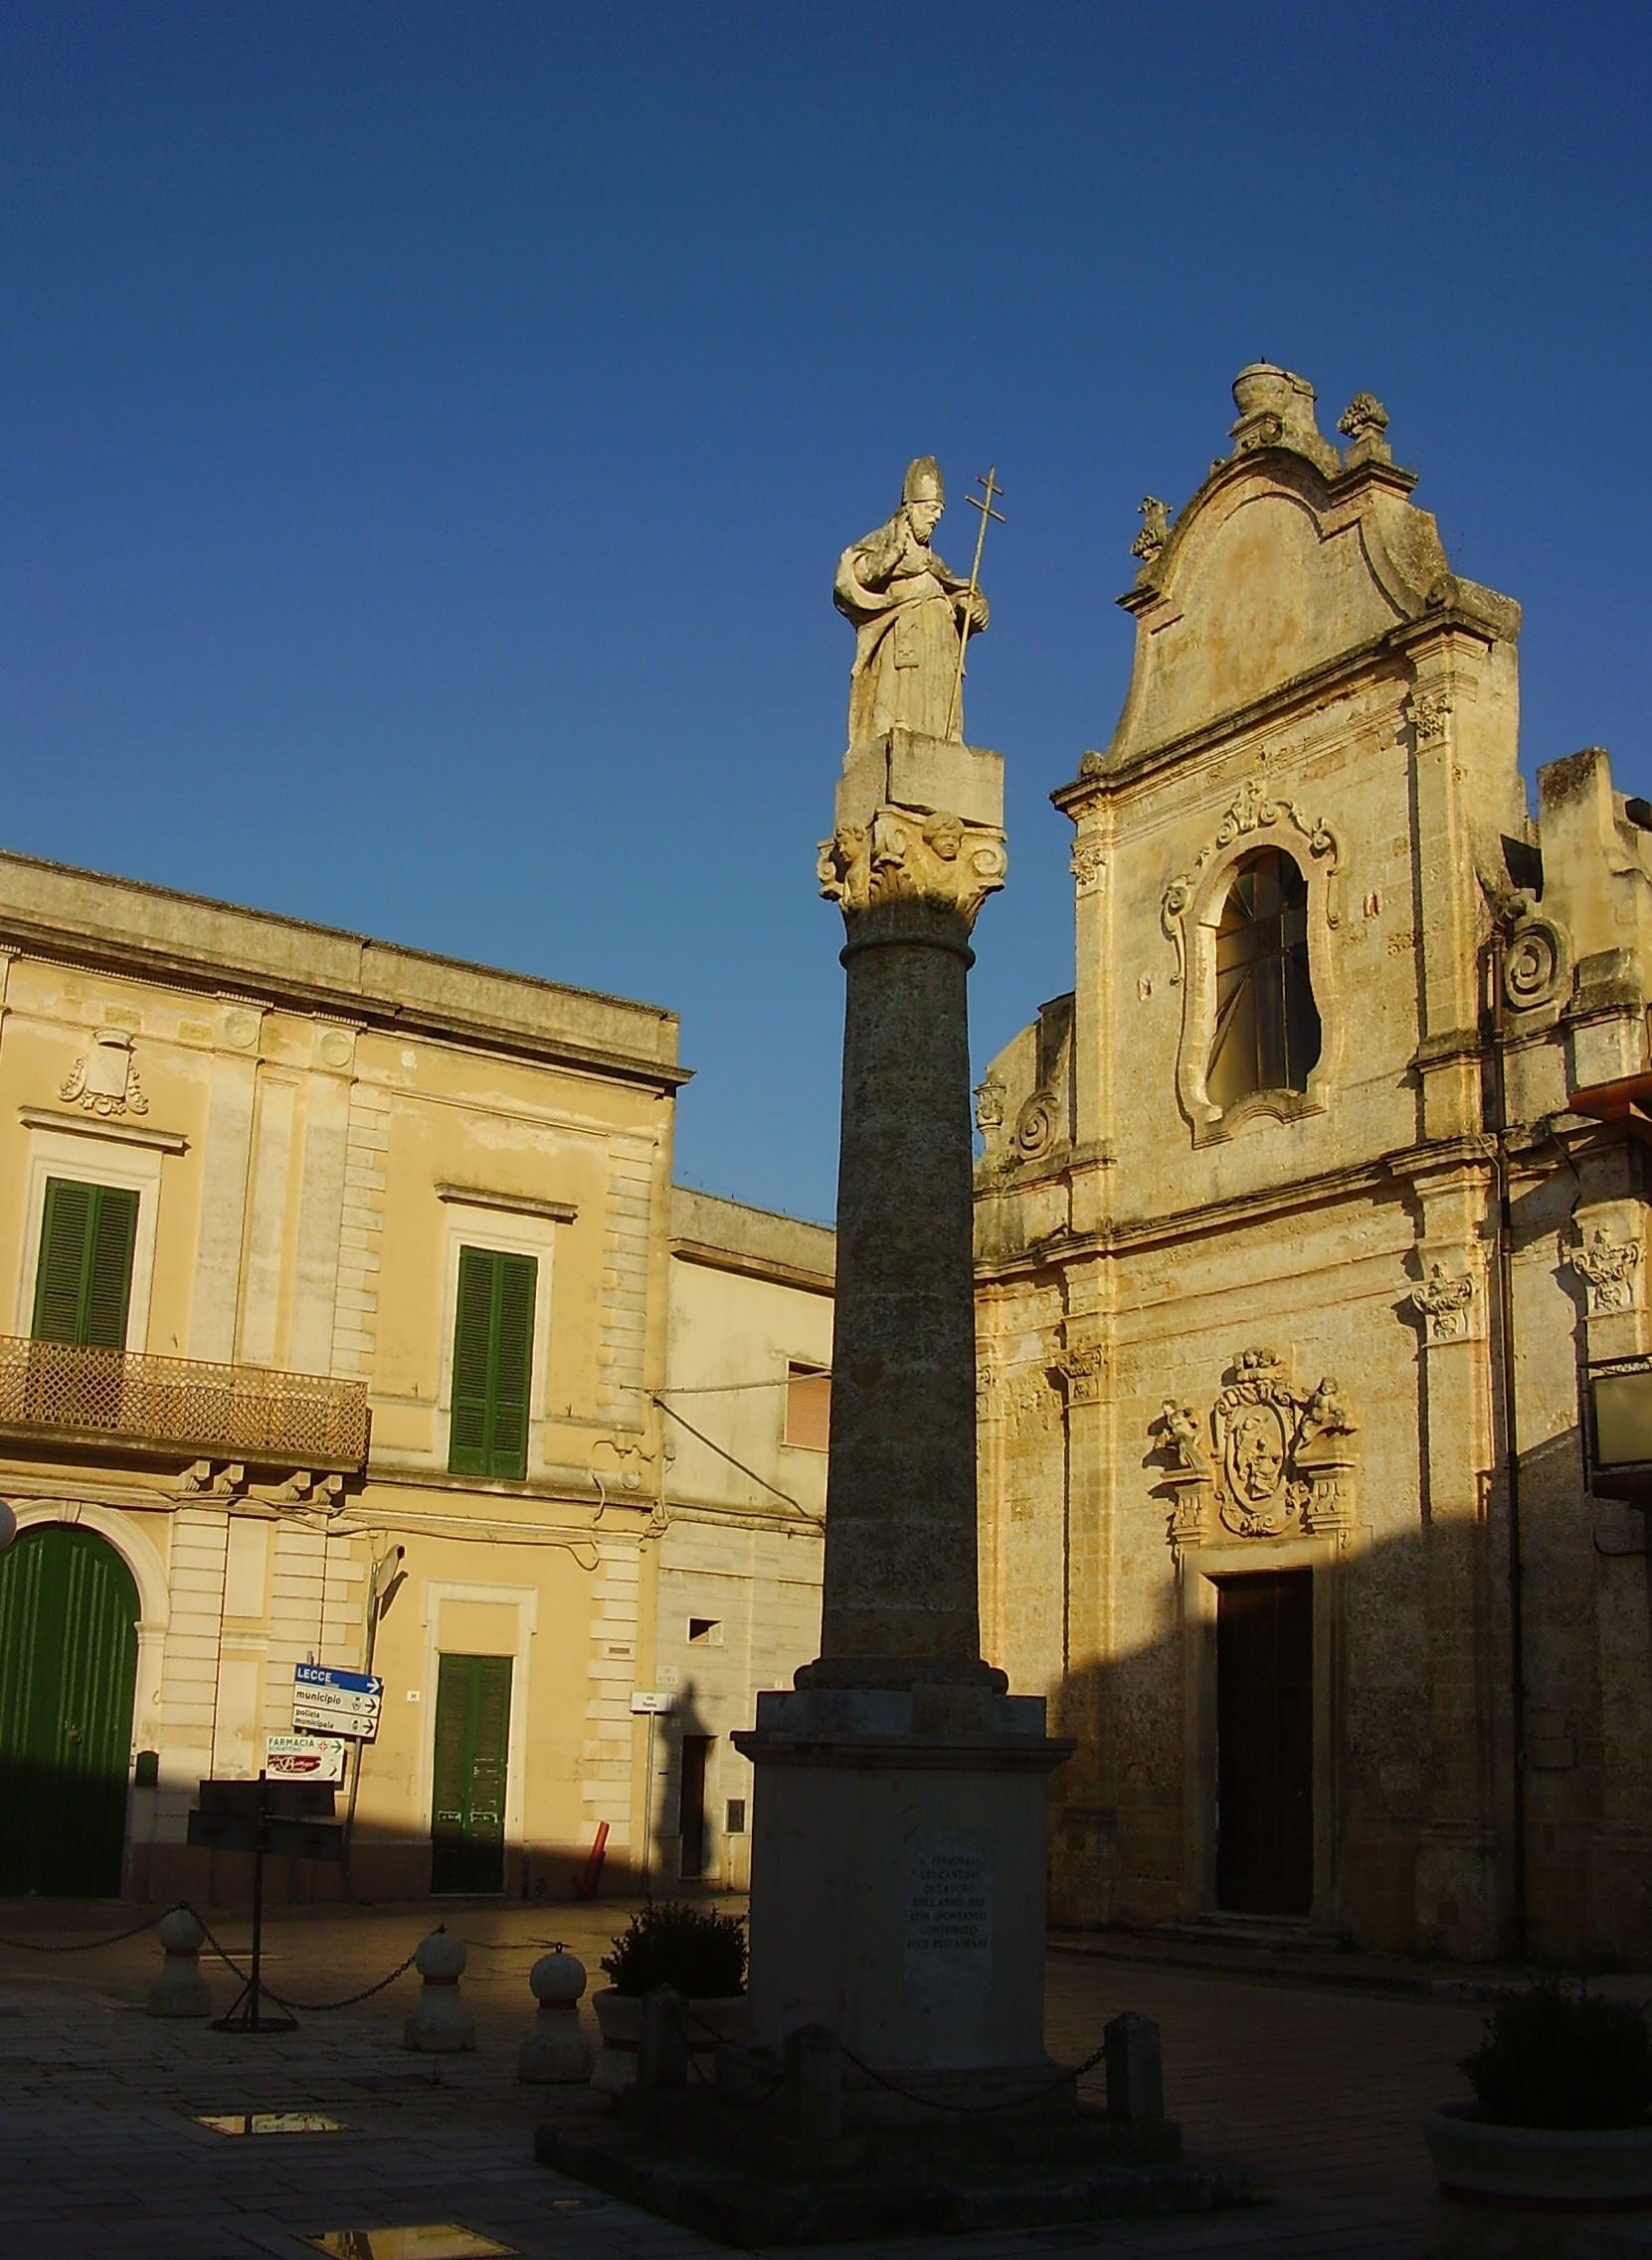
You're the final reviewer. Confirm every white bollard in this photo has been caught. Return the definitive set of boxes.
[147,1906,210,2018]
[402,1929,474,2053]
[517,1945,593,2084]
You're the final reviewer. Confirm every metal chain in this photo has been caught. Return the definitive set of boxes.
[185,1904,424,2013]
[0,1907,171,1953]
[676,1992,1107,2118]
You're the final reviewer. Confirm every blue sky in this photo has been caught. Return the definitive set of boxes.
[3,4,1647,1224]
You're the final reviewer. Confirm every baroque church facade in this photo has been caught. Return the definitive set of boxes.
[975,365,1652,1963]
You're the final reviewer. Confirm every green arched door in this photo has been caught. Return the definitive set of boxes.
[0,1526,139,1895]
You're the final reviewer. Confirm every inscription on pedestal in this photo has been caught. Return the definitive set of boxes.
[902,1829,994,2006]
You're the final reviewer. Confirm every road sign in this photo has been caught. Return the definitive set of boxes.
[266,1734,347,1784]
[630,1690,674,1714]
[291,1662,382,1742]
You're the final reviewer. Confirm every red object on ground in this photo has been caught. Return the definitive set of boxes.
[574,1820,610,1900]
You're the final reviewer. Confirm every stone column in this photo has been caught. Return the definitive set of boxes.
[736,730,1072,2086]
[808,730,1008,1684]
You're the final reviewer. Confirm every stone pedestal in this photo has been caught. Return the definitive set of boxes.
[740,1681,1068,2078]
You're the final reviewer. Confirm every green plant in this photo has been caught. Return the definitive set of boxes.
[600,1900,747,1997]
[1460,1984,1652,2130]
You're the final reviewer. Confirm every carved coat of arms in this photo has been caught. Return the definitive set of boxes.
[1153,1349,1357,1543]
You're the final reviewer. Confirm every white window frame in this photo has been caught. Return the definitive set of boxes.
[434,1198,560,1482]
[16,1125,167,1353]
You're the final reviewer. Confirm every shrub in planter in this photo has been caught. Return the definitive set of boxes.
[590,1901,748,2097]
[1423,1987,1652,2258]
[600,1899,747,1998]
[1461,1984,1652,2130]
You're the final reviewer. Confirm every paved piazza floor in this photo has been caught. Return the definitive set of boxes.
[0,1896,1605,2259]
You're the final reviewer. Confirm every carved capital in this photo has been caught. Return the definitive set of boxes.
[1409,1263,1476,1344]
[1055,1343,1106,1406]
[820,805,1007,929]
[1567,1226,1642,1317]
[1070,839,1107,896]
[1409,687,1453,747]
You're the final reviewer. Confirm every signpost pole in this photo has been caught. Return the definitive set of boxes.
[212,1771,297,2035]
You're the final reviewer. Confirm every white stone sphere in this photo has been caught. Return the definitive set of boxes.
[415,1930,466,1982]
[158,1907,204,1955]
[529,1948,587,2007]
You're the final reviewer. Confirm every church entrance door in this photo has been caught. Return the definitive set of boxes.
[1214,1568,1312,1917]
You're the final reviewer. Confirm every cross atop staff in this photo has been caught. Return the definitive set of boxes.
[946,466,1006,741]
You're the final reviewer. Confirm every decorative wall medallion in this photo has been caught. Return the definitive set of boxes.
[1149,1352,1357,1543]
[1567,1226,1641,1316]
[1069,840,1107,895]
[1409,688,1453,747]
[222,1008,260,1049]
[1161,777,1339,985]
[60,1031,148,1118]
[1408,1263,1476,1344]
[1502,913,1570,1013]
[317,1028,354,1070]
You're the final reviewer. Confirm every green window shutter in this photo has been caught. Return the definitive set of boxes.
[449,1248,496,1475]
[448,1246,537,1480]
[84,1187,138,1349]
[33,1180,138,1349]
[488,1253,535,1480]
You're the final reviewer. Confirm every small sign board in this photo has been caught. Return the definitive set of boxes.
[629,1690,673,1714]
[266,1734,347,1784]
[292,1662,382,1742]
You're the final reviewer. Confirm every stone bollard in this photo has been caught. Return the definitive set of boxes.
[1104,2009,1165,2125]
[147,1906,210,2018]
[517,1944,593,2085]
[785,2022,843,2141]
[636,1984,687,2090]
[403,1929,474,2054]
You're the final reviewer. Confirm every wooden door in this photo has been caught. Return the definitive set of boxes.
[0,1526,139,1895]
[430,1652,511,1894]
[1214,1569,1313,1917]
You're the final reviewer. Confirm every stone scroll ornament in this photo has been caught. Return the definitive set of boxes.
[1150,1351,1358,1543]
[1567,1226,1642,1316]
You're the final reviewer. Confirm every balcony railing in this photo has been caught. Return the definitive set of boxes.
[0,1335,370,1473]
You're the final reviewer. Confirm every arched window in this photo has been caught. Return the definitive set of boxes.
[1206,848,1321,1112]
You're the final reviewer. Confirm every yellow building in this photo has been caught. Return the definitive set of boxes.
[0,848,825,1904]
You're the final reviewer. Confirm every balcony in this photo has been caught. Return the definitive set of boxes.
[0,1335,370,1474]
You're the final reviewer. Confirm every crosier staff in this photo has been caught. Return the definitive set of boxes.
[945,465,1006,741]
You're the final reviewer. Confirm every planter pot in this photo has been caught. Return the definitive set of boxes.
[589,1987,748,2097]
[1422,2101,1652,2259]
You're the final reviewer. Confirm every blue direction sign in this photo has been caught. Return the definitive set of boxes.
[291,1662,383,1741]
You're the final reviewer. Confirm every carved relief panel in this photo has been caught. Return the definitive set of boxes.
[1149,1348,1358,1547]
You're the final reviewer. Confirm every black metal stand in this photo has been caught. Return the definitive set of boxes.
[212,1772,297,2034]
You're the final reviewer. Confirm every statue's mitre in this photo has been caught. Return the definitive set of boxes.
[902,456,944,506]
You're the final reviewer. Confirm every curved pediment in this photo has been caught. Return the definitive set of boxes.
[1087,367,1514,780]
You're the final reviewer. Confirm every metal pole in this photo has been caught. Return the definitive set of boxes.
[1488,924,1528,1959]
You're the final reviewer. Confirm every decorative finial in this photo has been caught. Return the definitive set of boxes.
[1130,496,1171,565]
[1338,392,1391,464]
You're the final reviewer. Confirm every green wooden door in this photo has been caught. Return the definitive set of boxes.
[430,1652,512,1894]
[0,1527,139,1895]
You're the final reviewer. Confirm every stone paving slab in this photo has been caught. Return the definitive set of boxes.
[0,1899,1497,2257]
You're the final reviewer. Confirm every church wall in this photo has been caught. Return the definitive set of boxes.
[977,367,1652,1965]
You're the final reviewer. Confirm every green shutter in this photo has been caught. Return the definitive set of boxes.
[488,1254,535,1480]
[449,1247,496,1474]
[33,1181,138,1350]
[448,1246,537,1480]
